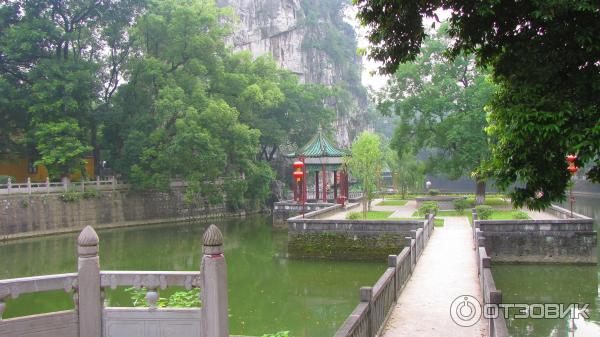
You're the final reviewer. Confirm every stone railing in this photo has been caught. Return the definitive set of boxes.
[0,225,229,337]
[0,176,128,195]
[472,209,509,337]
[332,214,435,337]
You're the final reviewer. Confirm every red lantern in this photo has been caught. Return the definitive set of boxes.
[293,170,304,182]
[566,154,577,163]
[567,165,579,174]
[293,161,305,169]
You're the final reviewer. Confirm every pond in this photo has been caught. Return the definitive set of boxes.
[0,215,386,337]
[493,194,600,337]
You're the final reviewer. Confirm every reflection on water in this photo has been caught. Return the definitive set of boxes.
[0,215,386,337]
[494,194,600,337]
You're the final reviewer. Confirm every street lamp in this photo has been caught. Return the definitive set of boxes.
[292,160,305,217]
[566,154,579,218]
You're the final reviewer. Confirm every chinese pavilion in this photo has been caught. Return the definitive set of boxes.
[288,130,350,204]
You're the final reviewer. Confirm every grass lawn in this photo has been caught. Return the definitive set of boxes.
[465,197,510,207]
[376,199,408,206]
[388,217,445,227]
[346,211,444,226]
[346,211,394,220]
[485,210,531,220]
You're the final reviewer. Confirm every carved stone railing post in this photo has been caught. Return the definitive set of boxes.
[77,226,102,337]
[201,225,229,337]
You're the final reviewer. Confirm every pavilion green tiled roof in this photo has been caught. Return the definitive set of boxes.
[289,130,349,158]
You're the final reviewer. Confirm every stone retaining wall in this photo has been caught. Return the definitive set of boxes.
[272,201,335,228]
[474,206,597,264]
[287,205,427,260]
[0,189,247,240]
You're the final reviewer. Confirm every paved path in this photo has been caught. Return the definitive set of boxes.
[325,198,418,220]
[381,217,487,337]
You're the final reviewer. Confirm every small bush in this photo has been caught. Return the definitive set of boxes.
[82,188,102,199]
[513,211,529,220]
[0,175,14,184]
[428,189,440,196]
[418,201,439,216]
[475,205,493,220]
[20,199,29,208]
[346,212,362,220]
[59,191,82,202]
[125,287,201,308]
[453,199,470,215]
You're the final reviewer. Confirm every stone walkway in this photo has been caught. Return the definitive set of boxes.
[325,198,418,220]
[381,216,487,337]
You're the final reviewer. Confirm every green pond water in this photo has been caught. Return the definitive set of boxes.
[0,215,386,337]
[493,195,600,337]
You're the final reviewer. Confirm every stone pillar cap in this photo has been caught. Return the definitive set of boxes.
[203,224,224,255]
[78,226,99,256]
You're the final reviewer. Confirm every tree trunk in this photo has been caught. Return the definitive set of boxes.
[475,180,486,205]
[362,187,368,219]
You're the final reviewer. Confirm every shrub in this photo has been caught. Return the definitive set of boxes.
[513,211,529,220]
[0,175,14,184]
[475,205,493,220]
[125,287,201,308]
[82,188,102,199]
[346,212,362,220]
[418,201,439,216]
[453,198,470,215]
[59,190,82,202]
[20,199,29,208]
[428,189,440,196]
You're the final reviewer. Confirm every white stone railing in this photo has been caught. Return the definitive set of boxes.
[0,176,128,195]
[0,225,229,337]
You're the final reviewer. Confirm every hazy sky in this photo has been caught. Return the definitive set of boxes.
[345,7,451,92]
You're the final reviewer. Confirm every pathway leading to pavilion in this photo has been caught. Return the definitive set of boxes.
[381,216,487,337]
[324,198,418,220]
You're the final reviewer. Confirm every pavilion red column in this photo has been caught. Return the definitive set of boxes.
[333,170,338,201]
[301,158,307,203]
[315,171,319,201]
[322,164,327,203]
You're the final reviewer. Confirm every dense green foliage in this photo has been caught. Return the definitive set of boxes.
[418,201,439,216]
[384,148,424,199]
[475,205,493,220]
[125,287,201,308]
[1,0,351,208]
[345,131,384,217]
[355,0,600,209]
[377,26,496,203]
[453,198,470,215]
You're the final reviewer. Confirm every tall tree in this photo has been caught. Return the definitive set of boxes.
[384,148,424,199]
[0,0,146,177]
[345,131,383,218]
[355,0,600,209]
[377,26,496,203]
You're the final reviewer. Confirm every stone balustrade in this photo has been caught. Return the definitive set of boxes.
[0,224,229,337]
[332,214,435,337]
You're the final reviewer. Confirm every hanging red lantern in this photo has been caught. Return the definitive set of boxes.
[567,165,579,174]
[566,154,577,163]
[293,170,304,181]
[293,161,305,169]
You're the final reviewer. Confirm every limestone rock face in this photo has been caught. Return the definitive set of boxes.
[219,0,368,146]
